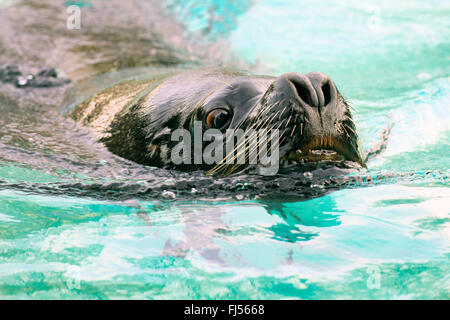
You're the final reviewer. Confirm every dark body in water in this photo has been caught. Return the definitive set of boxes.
[68,67,364,173]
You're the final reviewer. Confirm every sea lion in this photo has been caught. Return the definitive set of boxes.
[68,67,364,175]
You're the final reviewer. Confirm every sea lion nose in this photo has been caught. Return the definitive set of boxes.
[275,72,337,109]
[306,72,337,109]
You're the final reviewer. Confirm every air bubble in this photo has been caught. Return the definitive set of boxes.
[161,190,176,199]
[235,194,244,200]
[16,77,28,87]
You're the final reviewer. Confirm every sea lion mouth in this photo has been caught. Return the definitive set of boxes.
[280,135,365,167]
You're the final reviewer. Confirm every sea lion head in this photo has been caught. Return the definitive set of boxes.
[103,68,364,174]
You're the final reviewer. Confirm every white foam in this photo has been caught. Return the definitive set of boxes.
[383,78,450,157]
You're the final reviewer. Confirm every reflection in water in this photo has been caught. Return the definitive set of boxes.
[0,184,448,298]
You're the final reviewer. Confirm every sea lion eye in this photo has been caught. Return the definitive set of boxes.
[205,109,231,129]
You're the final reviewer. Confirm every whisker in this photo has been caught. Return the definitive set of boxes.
[207,99,293,176]
[290,124,297,137]
[341,124,350,138]
[343,123,356,135]
[207,130,260,175]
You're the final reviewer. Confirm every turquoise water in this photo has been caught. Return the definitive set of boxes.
[0,0,449,299]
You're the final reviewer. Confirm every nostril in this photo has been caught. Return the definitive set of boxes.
[306,72,337,108]
[322,82,331,106]
[291,80,312,106]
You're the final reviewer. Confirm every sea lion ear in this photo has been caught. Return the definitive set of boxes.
[147,128,173,164]
[148,143,159,158]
